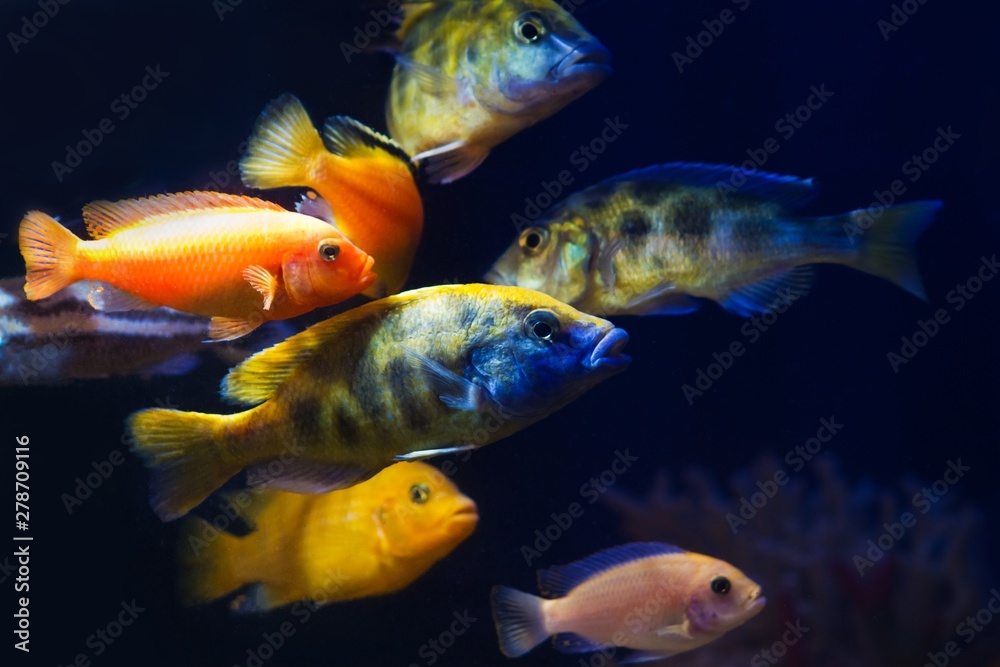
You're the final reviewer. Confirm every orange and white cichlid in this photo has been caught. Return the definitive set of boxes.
[240,94,423,298]
[180,462,478,612]
[18,192,376,340]
[491,542,765,663]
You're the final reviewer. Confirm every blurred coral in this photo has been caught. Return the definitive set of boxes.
[602,455,996,666]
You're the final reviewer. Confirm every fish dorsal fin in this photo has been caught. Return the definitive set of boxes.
[537,543,683,598]
[83,192,287,239]
[322,116,415,172]
[220,290,426,405]
[606,162,817,210]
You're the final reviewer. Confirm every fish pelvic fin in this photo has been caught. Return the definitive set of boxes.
[209,315,265,342]
[128,408,241,522]
[491,586,549,658]
[842,200,942,300]
[240,94,325,191]
[19,211,80,301]
[412,139,488,184]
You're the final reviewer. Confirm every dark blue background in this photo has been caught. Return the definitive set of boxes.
[1,0,997,665]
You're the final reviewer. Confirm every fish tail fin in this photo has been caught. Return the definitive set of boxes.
[843,200,942,300]
[491,586,549,658]
[127,409,241,522]
[19,211,80,300]
[240,94,325,190]
[178,517,246,606]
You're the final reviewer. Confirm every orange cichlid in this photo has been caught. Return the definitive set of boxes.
[492,542,765,662]
[18,192,377,340]
[240,94,423,298]
[180,462,478,612]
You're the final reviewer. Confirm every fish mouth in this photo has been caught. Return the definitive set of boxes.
[483,269,508,286]
[551,42,613,82]
[450,499,480,527]
[586,327,630,370]
[357,256,377,286]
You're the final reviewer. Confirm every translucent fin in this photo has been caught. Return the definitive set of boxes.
[83,192,285,238]
[322,115,413,167]
[208,316,264,342]
[655,623,693,640]
[620,650,677,664]
[622,283,699,315]
[127,408,240,522]
[395,445,475,461]
[538,543,683,598]
[242,265,278,311]
[230,584,278,614]
[239,94,324,190]
[404,347,487,410]
[846,200,941,300]
[139,352,201,377]
[595,238,623,292]
[244,459,370,493]
[491,586,548,658]
[394,55,459,97]
[412,139,488,184]
[720,266,815,317]
[296,191,336,225]
[607,162,817,209]
[88,283,159,311]
[18,211,80,300]
[552,633,609,655]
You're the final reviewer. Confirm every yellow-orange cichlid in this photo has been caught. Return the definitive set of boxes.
[240,94,423,298]
[492,542,765,662]
[180,462,478,612]
[385,0,611,183]
[128,284,629,521]
[18,192,376,340]
[487,163,943,316]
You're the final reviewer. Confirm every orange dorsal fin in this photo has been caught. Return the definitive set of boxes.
[82,191,287,239]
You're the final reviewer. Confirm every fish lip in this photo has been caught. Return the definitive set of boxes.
[452,499,480,521]
[551,42,613,82]
[483,269,507,285]
[587,327,630,370]
[747,596,767,614]
[357,256,377,286]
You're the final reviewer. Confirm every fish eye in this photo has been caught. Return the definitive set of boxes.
[524,309,560,342]
[519,227,548,256]
[410,482,431,505]
[319,242,340,262]
[514,13,546,44]
[711,576,731,595]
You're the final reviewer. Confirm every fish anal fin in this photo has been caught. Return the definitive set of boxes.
[83,192,286,239]
[394,445,475,462]
[242,265,278,311]
[412,139,488,184]
[209,316,263,342]
[296,192,337,225]
[720,265,814,317]
[619,649,677,664]
[551,633,609,655]
[88,283,159,311]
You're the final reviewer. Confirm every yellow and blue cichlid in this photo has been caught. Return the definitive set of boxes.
[385,0,612,183]
[128,284,629,521]
[492,542,766,662]
[180,462,478,612]
[486,163,943,316]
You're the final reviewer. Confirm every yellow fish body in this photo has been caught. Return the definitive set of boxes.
[181,462,478,611]
[128,284,630,521]
[386,0,611,183]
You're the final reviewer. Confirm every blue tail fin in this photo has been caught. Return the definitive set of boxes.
[491,586,548,658]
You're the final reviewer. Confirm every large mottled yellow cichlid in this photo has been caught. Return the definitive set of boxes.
[385,0,611,183]
[486,163,943,316]
[128,284,629,521]
[180,462,478,612]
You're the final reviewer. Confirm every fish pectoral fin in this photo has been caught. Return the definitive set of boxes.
[394,445,475,462]
[394,55,459,97]
[412,140,488,184]
[622,284,699,316]
[242,265,279,311]
[245,459,371,494]
[654,622,693,640]
[595,238,624,294]
[208,316,263,342]
[619,649,677,664]
[720,265,815,317]
[296,191,337,226]
[403,347,488,410]
[87,283,159,311]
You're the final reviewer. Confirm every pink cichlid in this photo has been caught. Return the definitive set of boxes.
[491,542,765,663]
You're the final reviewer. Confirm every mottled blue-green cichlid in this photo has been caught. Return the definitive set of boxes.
[486,163,943,316]
[128,284,629,521]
